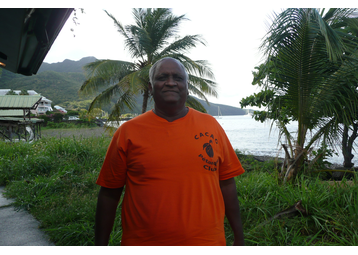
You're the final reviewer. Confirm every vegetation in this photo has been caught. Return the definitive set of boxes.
[35,108,104,129]
[0,136,357,246]
[241,8,358,182]
[0,70,90,105]
[79,8,217,121]
[19,89,29,95]
[5,89,17,95]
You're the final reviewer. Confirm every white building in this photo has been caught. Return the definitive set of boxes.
[54,105,67,114]
[0,89,53,115]
[33,97,53,115]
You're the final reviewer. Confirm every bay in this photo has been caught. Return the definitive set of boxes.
[216,115,354,166]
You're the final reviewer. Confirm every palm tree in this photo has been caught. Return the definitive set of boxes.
[79,8,217,121]
[241,8,358,182]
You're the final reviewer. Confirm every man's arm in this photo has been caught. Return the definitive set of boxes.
[95,186,124,246]
[219,177,245,246]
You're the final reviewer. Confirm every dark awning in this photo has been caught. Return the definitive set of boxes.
[0,8,73,76]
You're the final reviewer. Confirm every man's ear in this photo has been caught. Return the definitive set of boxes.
[148,82,153,95]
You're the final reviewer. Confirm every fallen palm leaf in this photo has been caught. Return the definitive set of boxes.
[250,201,309,232]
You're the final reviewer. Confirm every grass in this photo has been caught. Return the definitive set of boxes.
[0,133,357,246]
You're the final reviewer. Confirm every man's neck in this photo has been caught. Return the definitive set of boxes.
[152,106,189,122]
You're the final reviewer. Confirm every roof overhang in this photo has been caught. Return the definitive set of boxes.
[0,95,42,110]
[0,8,73,76]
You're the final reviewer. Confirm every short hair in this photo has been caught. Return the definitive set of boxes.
[149,57,189,84]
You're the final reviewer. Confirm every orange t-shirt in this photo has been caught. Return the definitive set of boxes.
[96,108,245,246]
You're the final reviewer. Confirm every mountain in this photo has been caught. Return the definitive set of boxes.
[38,56,97,73]
[0,57,250,115]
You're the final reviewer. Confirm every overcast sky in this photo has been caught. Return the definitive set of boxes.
[40,1,333,108]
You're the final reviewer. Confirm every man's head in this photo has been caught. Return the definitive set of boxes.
[149,57,189,85]
[148,58,189,110]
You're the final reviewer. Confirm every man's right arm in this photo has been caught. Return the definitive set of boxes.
[95,186,124,246]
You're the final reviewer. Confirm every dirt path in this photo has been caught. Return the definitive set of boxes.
[41,127,112,139]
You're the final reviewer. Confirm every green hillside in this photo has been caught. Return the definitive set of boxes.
[0,57,249,115]
[0,70,91,105]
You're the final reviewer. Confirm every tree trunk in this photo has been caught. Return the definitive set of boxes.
[141,87,149,114]
[342,123,358,168]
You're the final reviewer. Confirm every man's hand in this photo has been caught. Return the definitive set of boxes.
[220,178,245,246]
[95,186,123,246]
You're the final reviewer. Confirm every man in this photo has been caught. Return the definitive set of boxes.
[95,57,245,246]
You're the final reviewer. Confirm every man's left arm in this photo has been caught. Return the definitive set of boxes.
[219,177,245,246]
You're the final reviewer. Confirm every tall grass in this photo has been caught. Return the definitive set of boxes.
[235,153,358,246]
[0,135,116,245]
[0,138,357,245]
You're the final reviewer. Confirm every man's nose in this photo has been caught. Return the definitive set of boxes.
[165,76,177,86]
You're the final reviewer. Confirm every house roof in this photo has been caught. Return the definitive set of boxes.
[41,97,52,103]
[0,110,28,117]
[0,95,42,110]
[0,8,73,76]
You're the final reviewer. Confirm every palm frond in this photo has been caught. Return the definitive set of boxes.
[158,35,206,56]
[188,74,218,98]
[105,10,143,59]
[126,69,150,92]
[87,76,132,112]
[107,89,138,121]
[80,60,136,95]
[185,95,207,113]
[187,83,209,104]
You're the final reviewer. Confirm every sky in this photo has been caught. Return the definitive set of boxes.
[37,1,332,108]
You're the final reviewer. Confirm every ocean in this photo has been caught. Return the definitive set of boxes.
[216,114,354,166]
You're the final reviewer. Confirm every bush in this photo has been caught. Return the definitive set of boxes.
[67,110,80,116]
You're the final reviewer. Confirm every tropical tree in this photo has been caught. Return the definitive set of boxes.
[79,8,217,121]
[5,89,17,95]
[240,8,358,182]
[342,121,358,168]
[19,89,29,95]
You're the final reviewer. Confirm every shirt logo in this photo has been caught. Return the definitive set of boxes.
[203,140,214,158]
[195,132,219,172]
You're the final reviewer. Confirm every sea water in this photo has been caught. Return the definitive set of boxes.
[216,115,356,166]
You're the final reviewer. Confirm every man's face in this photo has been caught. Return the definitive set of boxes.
[149,59,188,109]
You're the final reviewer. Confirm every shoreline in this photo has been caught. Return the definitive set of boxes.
[248,154,353,172]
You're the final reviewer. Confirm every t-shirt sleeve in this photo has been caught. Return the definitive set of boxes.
[96,128,128,188]
[217,123,245,180]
